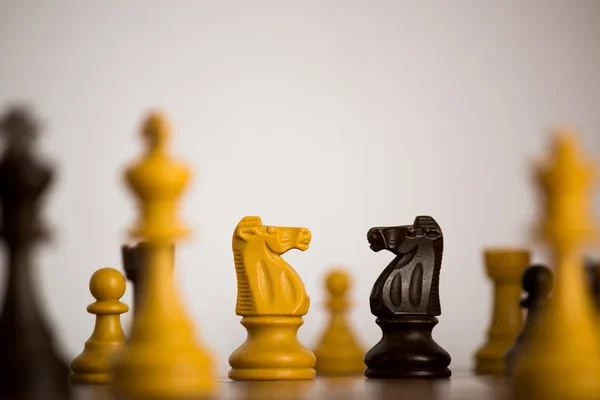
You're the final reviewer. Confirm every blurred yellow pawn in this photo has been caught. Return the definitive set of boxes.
[313,269,366,376]
[71,268,129,384]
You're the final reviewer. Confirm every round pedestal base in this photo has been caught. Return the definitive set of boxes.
[229,316,316,381]
[365,316,451,380]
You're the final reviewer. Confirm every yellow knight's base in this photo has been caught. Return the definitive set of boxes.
[111,343,213,400]
[228,316,316,381]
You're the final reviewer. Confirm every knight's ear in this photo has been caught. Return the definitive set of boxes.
[237,227,257,241]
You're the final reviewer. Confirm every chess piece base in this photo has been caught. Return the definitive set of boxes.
[229,316,316,381]
[314,354,365,377]
[0,247,70,399]
[314,343,365,376]
[111,244,213,399]
[111,342,213,400]
[0,356,70,399]
[364,316,451,379]
[71,340,124,385]
[474,341,511,376]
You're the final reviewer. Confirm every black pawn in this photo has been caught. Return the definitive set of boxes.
[585,259,600,310]
[504,264,554,375]
[364,216,451,379]
[0,108,70,399]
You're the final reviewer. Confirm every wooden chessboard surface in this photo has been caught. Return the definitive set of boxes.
[71,371,511,400]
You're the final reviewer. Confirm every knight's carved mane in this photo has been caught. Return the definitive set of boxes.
[232,216,263,315]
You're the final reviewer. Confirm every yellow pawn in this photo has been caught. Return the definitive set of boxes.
[313,269,365,376]
[513,131,600,400]
[229,216,315,381]
[111,111,214,399]
[71,268,128,384]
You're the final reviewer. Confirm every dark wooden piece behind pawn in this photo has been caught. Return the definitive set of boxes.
[0,108,70,399]
[586,259,600,310]
[121,241,175,315]
[504,264,554,375]
[364,215,451,379]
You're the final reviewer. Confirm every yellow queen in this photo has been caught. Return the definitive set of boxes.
[512,131,600,400]
[111,112,214,399]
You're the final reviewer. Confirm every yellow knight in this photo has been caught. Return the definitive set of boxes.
[229,216,316,380]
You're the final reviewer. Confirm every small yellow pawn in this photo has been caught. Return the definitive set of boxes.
[229,216,315,381]
[313,269,366,376]
[71,268,128,384]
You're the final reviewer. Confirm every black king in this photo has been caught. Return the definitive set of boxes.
[0,108,70,399]
[365,215,451,379]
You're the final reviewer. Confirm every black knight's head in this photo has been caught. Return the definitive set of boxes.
[367,216,442,256]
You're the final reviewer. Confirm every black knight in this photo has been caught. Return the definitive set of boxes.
[364,216,451,379]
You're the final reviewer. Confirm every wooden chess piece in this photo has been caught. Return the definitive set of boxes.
[71,267,128,384]
[474,249,529,376]
[512,131,600,400]
[121,241,174,316]
[228,216,316,380]
[111,111,214,399]
[504,264,554,375]
[0,107,70,399]
[585,259,600,310]
[313,269,366,376]
[364,215,451,379]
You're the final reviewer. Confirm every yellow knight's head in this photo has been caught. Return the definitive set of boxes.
[232,216,311,255]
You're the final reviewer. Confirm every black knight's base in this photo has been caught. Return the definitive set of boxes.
[364,315,451,379]
[365,216,451,379]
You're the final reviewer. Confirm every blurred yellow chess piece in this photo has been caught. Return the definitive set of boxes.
[313,269,366,376]
[71,268,128,384]
[512,131,600,400]
[228,216,316,380]
[111,112,214,399]
[474,249,529,376]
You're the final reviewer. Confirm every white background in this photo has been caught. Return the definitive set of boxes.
[0,0,599,377]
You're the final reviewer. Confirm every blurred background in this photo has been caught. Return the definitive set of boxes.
[0,0,599,377]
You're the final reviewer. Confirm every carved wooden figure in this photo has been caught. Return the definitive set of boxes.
[504,264,554,376]
[585,259,600,310]
[111,111,214,399]
[71,268,128,384]
[512,132,600,400]
[364,215,451,379]
[0,107,71,399]
[121,241,174,316]
[313,269,366,376]
[474,249,529,376]
[229,216,316,380]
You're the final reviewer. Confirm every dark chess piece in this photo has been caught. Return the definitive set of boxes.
[0,108,70,399]
[121,241,175,315]
[364,215,451,379]
[121,243,145,315]
[504,264,554,376]
[585,259,600,310]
